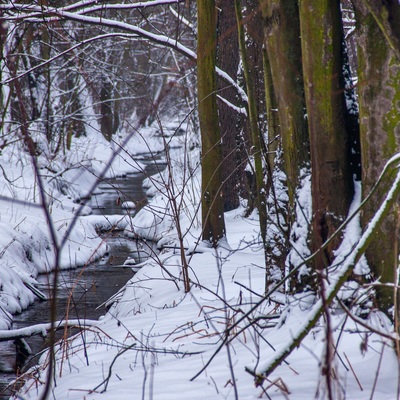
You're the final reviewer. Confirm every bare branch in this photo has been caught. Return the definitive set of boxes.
[1,33,138,85]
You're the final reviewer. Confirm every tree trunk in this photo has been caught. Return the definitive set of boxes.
[197,0,226,246]
[353,0,400,315]
[262,46,280,171]
[100,77,116,142]
[299,0,354,269]
[244,0,267,142]
[216,0,242,212]
[260,0,309,206]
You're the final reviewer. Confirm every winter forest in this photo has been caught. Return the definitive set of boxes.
[0,0,400,399]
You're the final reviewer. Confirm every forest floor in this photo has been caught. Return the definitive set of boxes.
[0,121,398,399]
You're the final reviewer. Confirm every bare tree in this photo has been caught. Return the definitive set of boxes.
[197,0,226,245]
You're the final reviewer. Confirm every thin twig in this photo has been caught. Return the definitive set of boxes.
[343,352,363,391]
[92,344,136,392]
[369,342,386,400]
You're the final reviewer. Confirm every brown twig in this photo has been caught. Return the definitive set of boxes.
[343,352,363,391]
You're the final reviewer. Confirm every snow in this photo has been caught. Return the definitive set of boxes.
[121,201,136,210]
[1,121,399,399]
[286,168,312,280]
[0,319,97,341]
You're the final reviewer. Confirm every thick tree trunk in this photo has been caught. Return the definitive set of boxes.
[260,0,309,206]
[299,0,353,269]
[353,0,400,315]
[197,0,226,246]
[216,0,242,212]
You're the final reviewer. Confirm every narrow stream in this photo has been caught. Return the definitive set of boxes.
[0,161,164,399]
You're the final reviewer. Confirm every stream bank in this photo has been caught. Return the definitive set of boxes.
[0,162,164,399]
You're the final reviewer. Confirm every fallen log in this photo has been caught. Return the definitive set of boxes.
[0,319,98,342]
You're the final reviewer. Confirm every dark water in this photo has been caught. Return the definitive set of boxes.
[0,162,164,399]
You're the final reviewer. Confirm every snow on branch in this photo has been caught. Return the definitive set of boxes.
[248,153,400,385]
[0,0,186,14]
[60,0,187,16]
[217,94,247,116]
[216,67,248,104]
[5,9,196,59]
[169,5,196,34]
[0,319,98,342]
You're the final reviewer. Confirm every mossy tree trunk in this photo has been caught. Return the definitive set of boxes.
[353,0,400,315]
[359,0,400,61]
[259,0,309,287]
[299,0,354,270]
[197,0,226,246]
[259,0,309,206]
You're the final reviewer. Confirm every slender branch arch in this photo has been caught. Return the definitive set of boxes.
[0,0,186,15]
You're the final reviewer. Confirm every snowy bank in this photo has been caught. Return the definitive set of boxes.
[0,121,171,330]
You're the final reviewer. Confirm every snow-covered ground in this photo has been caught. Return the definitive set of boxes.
[1,122,399,399]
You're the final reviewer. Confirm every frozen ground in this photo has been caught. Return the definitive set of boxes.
[0,122,399,399]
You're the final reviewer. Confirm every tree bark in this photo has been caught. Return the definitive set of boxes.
[197,0,226,245]
[260,0,309,206]
[299,0,353,269]
[244,0,267,141]
[216,0,242,212]
[353,0,400,314]
[262,46,280,171]
[360,0,400,62]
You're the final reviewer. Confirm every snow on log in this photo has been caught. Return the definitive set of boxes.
[0,319,98,342]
